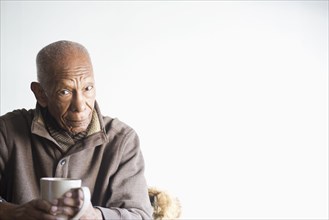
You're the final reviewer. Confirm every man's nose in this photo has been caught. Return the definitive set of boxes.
[70,91,86,112]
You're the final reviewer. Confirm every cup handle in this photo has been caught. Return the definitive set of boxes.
[71,186,91,220]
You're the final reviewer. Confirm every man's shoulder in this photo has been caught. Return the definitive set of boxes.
[0,109,35,136]
[0,108,35,122]
[102,115,136,137]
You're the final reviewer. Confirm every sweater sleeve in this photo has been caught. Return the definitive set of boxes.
[95,129,153,220]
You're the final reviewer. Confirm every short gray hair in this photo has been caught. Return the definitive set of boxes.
[36,40,91,87]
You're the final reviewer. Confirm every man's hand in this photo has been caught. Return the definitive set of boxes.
[52,188,103,220]
[0,199,57,220]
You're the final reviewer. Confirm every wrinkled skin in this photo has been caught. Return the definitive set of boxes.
[34,52,96,135]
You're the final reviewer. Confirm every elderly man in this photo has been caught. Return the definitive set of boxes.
[0,40,153,219]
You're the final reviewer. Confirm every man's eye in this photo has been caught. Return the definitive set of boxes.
[85,85,93,91]
[58,90,70,96]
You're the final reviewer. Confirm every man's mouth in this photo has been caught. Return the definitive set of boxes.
[65,118,90,127]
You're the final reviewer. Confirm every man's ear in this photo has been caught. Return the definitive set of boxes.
[30,82,48,107]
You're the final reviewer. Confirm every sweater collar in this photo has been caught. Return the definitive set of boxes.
[31,101,107,151]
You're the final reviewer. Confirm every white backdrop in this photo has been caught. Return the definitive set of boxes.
[1,1,328,219]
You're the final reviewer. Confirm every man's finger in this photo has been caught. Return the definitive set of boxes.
[30,199,53,213]
[55,205,79,217]
[64,188,84,200]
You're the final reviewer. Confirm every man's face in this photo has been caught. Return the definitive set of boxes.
[43,55,96,134]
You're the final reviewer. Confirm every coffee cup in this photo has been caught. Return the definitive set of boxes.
[40,177,91,220]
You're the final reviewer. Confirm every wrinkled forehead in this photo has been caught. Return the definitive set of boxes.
[44,60,95,93]
[48,53,94,79]
[36,42,97,92]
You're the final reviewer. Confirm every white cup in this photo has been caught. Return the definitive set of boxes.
[40,177,91,220]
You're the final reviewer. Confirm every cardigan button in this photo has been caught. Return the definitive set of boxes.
[60,159,66,165]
